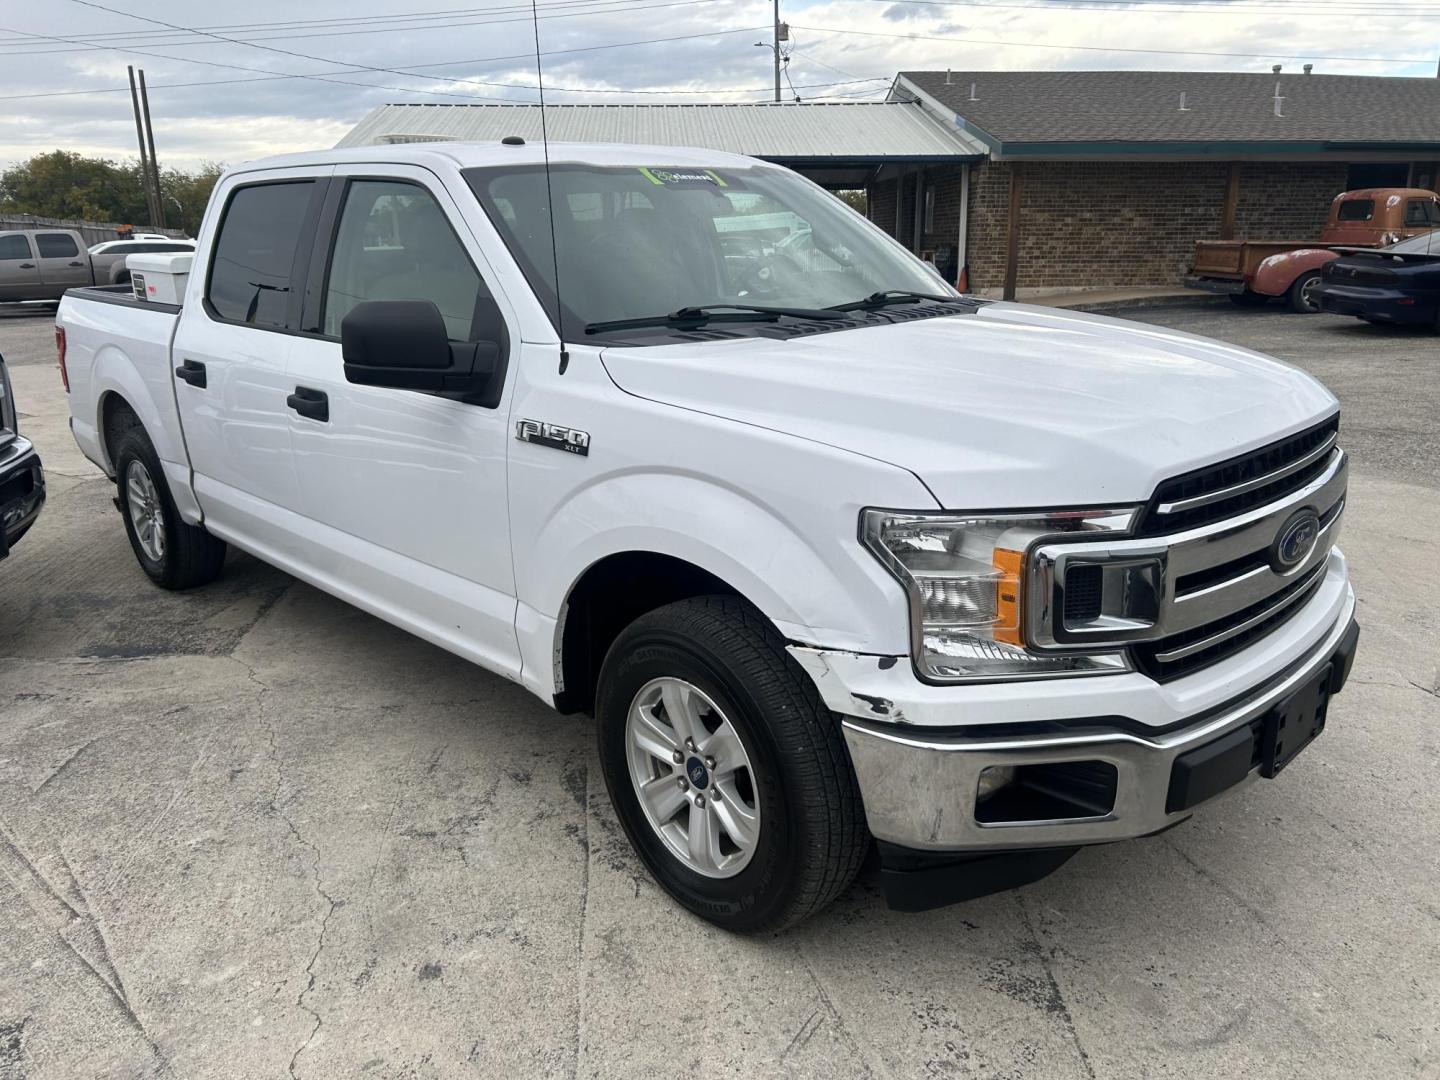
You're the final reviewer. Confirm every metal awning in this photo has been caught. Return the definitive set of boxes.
[338,101,986,185]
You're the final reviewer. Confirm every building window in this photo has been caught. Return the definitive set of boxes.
[923,186,935,234]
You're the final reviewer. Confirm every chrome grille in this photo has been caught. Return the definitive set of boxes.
[1138,415,1339,535]
[1028,445,1347,682]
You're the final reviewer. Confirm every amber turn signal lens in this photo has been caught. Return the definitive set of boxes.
[992,547,1024,646]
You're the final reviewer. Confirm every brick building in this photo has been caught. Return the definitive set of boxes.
[341,74,1440,298]
[873,71,1440,297]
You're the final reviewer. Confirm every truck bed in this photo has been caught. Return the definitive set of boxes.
[58,285,186,491]
[1190,240,1321,279]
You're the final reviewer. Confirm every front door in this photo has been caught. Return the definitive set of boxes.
[33,232,91,295]
[0,234,41,301]
[284,166,521,679]
[171,170,331,541]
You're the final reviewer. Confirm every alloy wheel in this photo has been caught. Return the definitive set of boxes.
[624,676,761,878]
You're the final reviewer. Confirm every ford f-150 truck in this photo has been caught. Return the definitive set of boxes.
[56,142,1359,930]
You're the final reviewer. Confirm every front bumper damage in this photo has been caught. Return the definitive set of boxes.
[789,560,1357,911]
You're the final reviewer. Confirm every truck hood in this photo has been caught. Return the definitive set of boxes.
[598,302,1338,509]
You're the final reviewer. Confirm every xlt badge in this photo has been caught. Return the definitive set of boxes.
[516,419,590,456]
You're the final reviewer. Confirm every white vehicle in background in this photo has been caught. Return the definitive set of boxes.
[55,141,1358,930]
[87,237,196,286]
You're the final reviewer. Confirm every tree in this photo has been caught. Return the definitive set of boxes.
[0,150,224,236]
[833,189,867,215]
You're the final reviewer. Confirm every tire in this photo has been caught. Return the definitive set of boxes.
[113,423,227,589]
[596,596,868,932]
[1228,290,1269,308]
[1287,270,1323,314]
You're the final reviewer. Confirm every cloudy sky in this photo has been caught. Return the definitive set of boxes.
[1,0,1435,171]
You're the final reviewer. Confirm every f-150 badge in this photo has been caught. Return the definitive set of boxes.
[516,419,590,456]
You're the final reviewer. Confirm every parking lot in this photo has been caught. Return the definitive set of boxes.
[1,298,1436,1079]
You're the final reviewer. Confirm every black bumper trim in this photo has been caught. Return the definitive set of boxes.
[876,842,1079,912]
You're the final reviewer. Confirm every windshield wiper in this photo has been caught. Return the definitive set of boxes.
[584,303,847,335]
[826,289,958,312]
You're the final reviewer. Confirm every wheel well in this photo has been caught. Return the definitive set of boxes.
[556,551,739,715]
[99,392,141,472]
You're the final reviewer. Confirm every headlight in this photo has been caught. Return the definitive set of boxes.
[861,508,1135,681]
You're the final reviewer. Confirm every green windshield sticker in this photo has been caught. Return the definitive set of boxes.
[638,167,728,188]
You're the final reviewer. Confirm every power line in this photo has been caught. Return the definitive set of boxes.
[855,0,1440,17]
[51,1,794,102]
[0,19,783,103]
[788,22,1436,63]
[0,26,889,103]
[0,0,748,55]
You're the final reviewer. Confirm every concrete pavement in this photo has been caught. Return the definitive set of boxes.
[0,301,1436,1079]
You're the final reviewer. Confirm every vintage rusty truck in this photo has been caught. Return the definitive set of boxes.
[1185,187,1440,312]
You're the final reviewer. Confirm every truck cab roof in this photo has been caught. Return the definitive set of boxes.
[228,140,770,179]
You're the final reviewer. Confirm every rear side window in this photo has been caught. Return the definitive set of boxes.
[1336,200,1375,222]
[35,233,79,258]
[208,181,315,328]
[1404,199,1440,227]
[0,235,31,260]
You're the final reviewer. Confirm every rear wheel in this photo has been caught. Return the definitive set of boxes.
[596,596,868,932]
[1228,290,1269,308]
[113,424,227,589]
[1288,270,1323,314]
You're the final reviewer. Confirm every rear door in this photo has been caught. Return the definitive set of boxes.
[171,168,332,541]
[33,232,91,294]
[0,233,41,301]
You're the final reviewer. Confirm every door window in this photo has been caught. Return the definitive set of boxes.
[35,233,79,258]
[0,235,33,260]
[322,179,491,342]
[207,181,315,328]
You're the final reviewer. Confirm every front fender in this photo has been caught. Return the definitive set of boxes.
[1253,248,1337,296]
[533,469,913,649]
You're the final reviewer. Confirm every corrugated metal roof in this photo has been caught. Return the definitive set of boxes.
[336,101,986,160]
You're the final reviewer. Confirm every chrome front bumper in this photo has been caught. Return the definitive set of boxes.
[839,593,1357,852]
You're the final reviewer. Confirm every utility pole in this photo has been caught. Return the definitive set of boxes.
[773,0,781,102]
[138,69,166,229]
[127,66,160,229]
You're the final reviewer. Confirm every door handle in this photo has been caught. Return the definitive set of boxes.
[68,261,84,267]
[174,359,207,388]
[18,263,34,269]
[287,386,329,422]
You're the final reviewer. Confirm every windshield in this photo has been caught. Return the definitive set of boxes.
[465,163,951,339]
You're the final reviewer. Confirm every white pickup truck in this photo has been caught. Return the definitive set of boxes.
[56,141,1359,930]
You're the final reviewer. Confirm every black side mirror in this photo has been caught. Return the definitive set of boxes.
[341,299,504,407]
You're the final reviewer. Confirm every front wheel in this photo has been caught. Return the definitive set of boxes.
[114,424,227,589]
[596,596,868,932]
[1288,270,1323,314]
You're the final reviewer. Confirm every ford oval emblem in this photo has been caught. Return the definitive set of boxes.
[685,757,710,789]
[1272,509,1321,572]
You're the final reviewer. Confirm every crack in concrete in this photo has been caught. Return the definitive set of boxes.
[1017,895,1097,1080]
[0,819,171,1073]
[790,941,877,1078]
[242,655,338,1080]
[571,761,590,1080]
[31,738,98,796]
